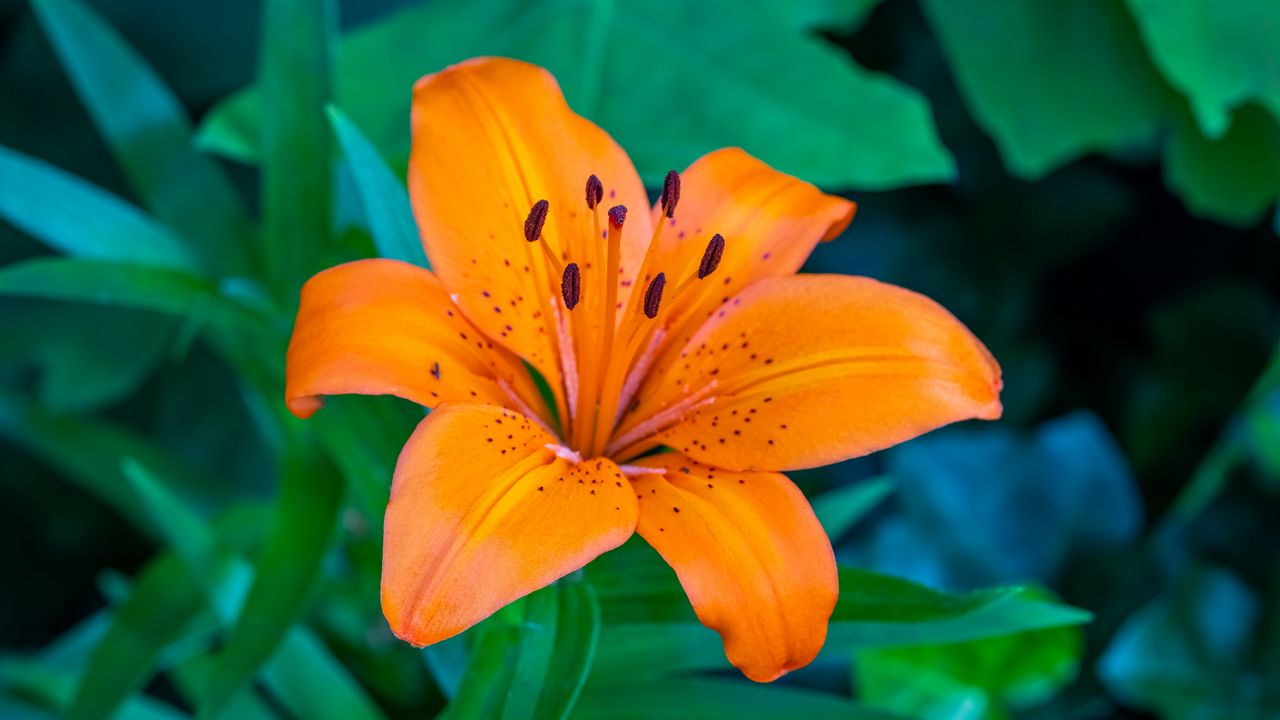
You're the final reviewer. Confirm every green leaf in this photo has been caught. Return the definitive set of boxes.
[259,630,388,720]
[0,396,224,538]
[326,105,427,267]
[1,655,189,720]
[920,0,1172,178]
[0,144,199,271]
[65,554,210,720]
[854,588,1084,720]
[0,258,251,323]
[811,475,894,541]
[827,570,1091,650]
[1165,103,1280,226]
[258,0,336,297]
[199,435,344,717]
[0,300,170,413]
[445,577,600,720]
[591,566,1091,677]
[31,0,252,275]
[199,0,953,189]
[1126,0,1280,138]
[573,679,898,719]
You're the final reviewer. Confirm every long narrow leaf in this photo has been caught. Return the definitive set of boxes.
[326,105,427,267]
[0,145,198,271]
[32,0,252,275]
[259,0,336,297]
[199,434,344,716]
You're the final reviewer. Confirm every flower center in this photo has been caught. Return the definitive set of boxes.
[518,170,726,459]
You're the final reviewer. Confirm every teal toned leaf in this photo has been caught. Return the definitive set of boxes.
[0,300,169,413]
[920,0,1172,178]
[0,145,199,271]
[258,0,336,297]
[1,655,188,720]
[31,0,252,275]
[0,258,252,323]
[811,475,894,541]
[1166,104,1280,226]
[65,554,209,720]
[326,105,427,267]
[1099,568,1273,720]
[445,577,600,720]
[259,630,387,720]
[855,588,1084,720]
[200,436,344,716]
[199,0,953,189]
[1127,0,1280,138]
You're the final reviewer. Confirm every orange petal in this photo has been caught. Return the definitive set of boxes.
[382,404,638,645]
[648,148,855,344]
[621,274,1002,470]
[409,57,654,403]
[285,258,543,420]
[630,455,837,682]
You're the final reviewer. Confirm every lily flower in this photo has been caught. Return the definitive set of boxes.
[285,57,1002,682]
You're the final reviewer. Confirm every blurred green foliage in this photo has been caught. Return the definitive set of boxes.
[0,0,1278,718]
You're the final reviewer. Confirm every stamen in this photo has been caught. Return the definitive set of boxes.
[615,327,666,425]
[524,199,550,242]
[586,175,604,209]
[498,378,554,434]
[660,169,681,218]
[551,295,579,424]
[620,464,666,478]
[643,272,667,319]
[606,381,718,458]
[561,262,581,310]
[608,204,627,228]
[698,233,725,279]
[545,443,583,464]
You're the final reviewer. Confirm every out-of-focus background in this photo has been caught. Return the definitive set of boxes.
[1,0,1278,718]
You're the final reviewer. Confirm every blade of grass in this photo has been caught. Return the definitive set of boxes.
[259,0,336,299]
[0,145,198,271]
[198,433,345,717]
[31,0,252,276]
[326,105,427,267]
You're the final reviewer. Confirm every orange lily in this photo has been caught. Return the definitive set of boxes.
[285,57,1002,682]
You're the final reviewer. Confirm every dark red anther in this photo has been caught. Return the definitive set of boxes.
[643,272,666,319]
[561,263,581,310]
[524,199,550,242]
[608,204,627,228]
[586,175,604,209]
[697,233,725,279]
[660,169,681,218]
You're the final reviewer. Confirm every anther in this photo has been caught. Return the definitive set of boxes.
[698,233,725,279]
[561,262,581,310]
[660,170,681,218]
[524,199,550,242]
[586,175,604,209]
[643,272,667,319]
[608,204,627,228]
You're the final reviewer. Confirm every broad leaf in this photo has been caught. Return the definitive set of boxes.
[198,0,953,189]
[1127,0,1280,138]
[920,0,1172,178]
[574,679,897,719]
[1165,104,1280,226]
